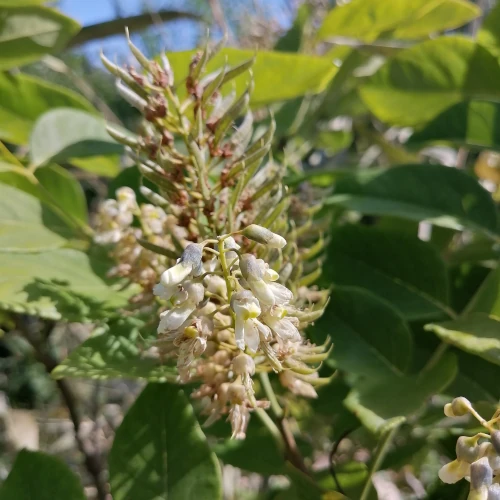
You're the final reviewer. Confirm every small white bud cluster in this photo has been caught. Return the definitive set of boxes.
[439,397,500,498]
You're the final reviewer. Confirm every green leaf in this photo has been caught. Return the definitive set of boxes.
[0,72,94,145]
[0,248,130,319]
[71,155,120,177]
[463,264,500,316]
[360,37,500,126]
[0,449,85,500]
[325,164,498,234]
[52,318,176,381]
[311,287,413,379]
[0,183,76,252]
[213,421,285,475]
[0,163,89,230]
[34,164,88,223]
[478,1,500,58]
[409,100,500,150]
[450,349,500,403]
[425,313,500,365]
[318,0,480,42]
[325,225,450,320]
[0,5,80,71]
[29,108,123,168]
[168,48,337,105]
[109,383,222,500]
[345,352,457,434]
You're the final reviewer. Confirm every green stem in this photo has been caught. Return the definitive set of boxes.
[260,372,283,418]
[359,424,401,500]
[218,239,234,307]
[256,408,284,450]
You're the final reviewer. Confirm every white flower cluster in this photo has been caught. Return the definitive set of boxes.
[439,397,500,499]
[153,229,330,438]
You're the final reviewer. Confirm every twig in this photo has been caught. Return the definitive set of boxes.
[20,320,107,500]
[359,423,401,500]
[258,373,309,475]
[328,428,355,495]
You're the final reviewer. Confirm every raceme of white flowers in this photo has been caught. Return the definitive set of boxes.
[439,397,500,499]
[95,33,331,439]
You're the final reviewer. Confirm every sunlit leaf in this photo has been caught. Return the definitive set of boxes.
[30,108,123,167]
[0,4,80,70]
[318,0,480,42]
[360,37,500,126]
[52,318,176,381]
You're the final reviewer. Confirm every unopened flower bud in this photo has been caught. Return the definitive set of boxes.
[471,458,493,490]
[243,224,286,248]
[445,397,472,417]
[233,353,255,376]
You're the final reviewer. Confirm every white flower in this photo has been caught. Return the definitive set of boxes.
[438,459,470,484]
[262,309,301,342]
[158,281,205,333]
[233,353,255,397]
[154,243,203,300]
[240,255,292,308]
[230,290,268,352]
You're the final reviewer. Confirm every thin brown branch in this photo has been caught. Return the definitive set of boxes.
[67,9,205,48]
[21,320,107,500]
[278,415,310,476]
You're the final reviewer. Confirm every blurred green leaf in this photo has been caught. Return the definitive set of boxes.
[325,225,449,320]
[109,383,222,500]
[0,5,80,70]
[478,1,500,58]
[0,449,85,500]
[71,154,120,177]
[325,164,498,234]
[0,163,89,230]
[409,100,500,150]
[450,349,500,402]
[0,183,76,252]
[312,286,413,379]
[345,352,457,434]
[0,248,130,319]
[30,108,123,167]
[318,0,480,42]
[425,313,500,365]
[34,164,88,223]
[360,37,500,126]
[0,72,94,144]
[168,48,337,105]
[52,318,176,381]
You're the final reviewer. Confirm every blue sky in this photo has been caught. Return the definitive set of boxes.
[57,0,294,60]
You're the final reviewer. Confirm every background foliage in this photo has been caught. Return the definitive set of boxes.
[1,0,500,498]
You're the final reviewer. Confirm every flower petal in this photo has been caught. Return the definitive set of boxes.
[438,460,470,484]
